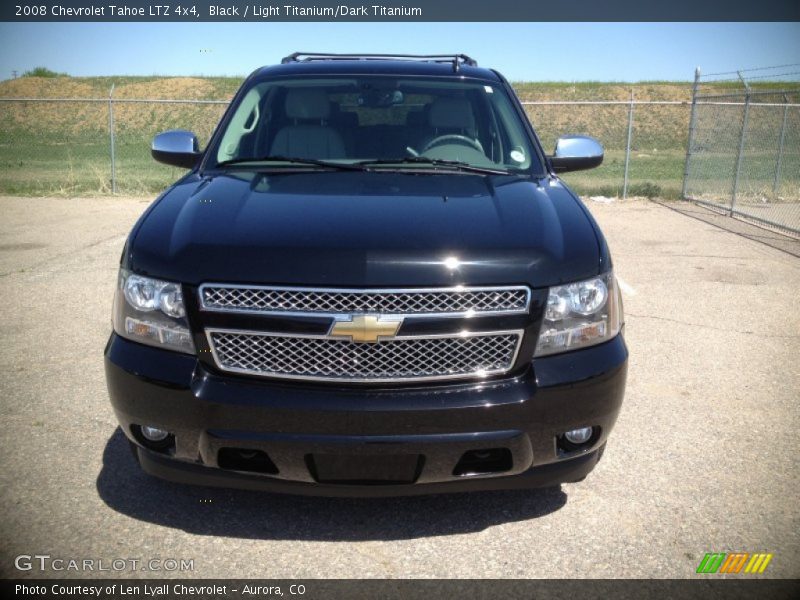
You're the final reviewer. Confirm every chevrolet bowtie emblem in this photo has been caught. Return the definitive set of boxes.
[329,315,403,343]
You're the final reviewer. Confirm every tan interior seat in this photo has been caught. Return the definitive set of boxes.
[270,89,346,159]
[421,97,484,153]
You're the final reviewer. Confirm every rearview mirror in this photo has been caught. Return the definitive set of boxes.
[151,130,201,169]
[358,89,404,108]
[549,135,604,173]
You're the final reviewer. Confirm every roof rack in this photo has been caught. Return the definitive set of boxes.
[280,53,478,72]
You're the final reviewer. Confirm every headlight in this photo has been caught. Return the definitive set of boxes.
[113,269,195,354]
[535,272,623,357]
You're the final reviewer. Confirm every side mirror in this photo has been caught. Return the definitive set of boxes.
[549,135,604,173]
[151,130,201,169]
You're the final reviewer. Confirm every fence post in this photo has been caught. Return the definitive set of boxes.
[772,93,789,195]
[681,67,701,199]
[622,89,634,199]
[108,84,117,194]
[731,71,751,216]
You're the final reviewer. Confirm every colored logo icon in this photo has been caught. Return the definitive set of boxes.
[696,553,773,574]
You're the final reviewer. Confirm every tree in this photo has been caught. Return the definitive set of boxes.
[22,67,68,78]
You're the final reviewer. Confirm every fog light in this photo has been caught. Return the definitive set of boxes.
[564,427,593,444]
[140,425,169,442]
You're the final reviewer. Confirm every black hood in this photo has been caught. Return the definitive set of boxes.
[127,170,605,288]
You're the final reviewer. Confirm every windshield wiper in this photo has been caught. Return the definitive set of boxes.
[355,157,511,175]
[214,155,367,171]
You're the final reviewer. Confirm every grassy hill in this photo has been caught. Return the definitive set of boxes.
[7,74,785,99]
[0,75,785,197]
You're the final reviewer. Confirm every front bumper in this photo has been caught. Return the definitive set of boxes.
[104,332,627,496]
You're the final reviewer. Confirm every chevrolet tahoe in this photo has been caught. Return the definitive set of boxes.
[104,53,627,496]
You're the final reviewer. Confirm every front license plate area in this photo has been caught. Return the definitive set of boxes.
[308,453,423,485]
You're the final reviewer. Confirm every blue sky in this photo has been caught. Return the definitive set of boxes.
[0,22,798,81]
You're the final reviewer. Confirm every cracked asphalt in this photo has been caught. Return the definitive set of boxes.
[0,195,798,579]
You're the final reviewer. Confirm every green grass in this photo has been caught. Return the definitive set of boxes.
[0,142,185,195]
[561,149,687,199]
[0,142,690,198]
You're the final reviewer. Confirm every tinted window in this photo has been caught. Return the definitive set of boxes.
[210,76,541,173]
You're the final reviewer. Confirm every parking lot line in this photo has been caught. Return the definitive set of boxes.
[616,276,637,296]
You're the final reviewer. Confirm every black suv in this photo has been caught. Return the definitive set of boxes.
[105,53,627,496]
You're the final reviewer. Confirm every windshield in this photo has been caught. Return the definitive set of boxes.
[207,75,542,174]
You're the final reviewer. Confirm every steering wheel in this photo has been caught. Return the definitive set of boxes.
[421,134,484,154]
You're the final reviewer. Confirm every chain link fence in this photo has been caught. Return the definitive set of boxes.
[522,99,689,200]
[0,95,227,196]
[683,67,800,237]
[0,94,691,200]
[0,68,798,238]
[0,98,110,194]
[111,98,227,194]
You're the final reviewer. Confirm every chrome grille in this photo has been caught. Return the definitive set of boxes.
[206,329,523,383]
[199,285,530,317]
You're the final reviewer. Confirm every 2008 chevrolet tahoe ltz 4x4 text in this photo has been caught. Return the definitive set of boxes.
[104,53,627,496]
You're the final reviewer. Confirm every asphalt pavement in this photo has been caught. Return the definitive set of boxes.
[0,195,798,579]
